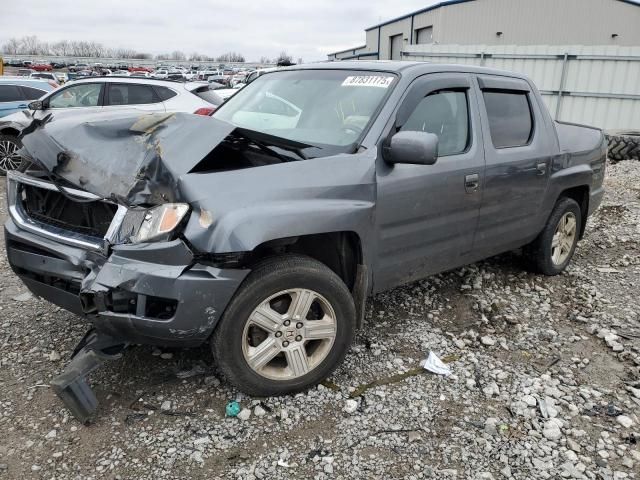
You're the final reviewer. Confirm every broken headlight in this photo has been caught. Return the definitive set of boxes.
[130,203,190,243]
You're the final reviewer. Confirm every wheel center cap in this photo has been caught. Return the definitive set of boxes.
[285,330,295,338]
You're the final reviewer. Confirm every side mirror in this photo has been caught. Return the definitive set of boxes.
[385,131,439,165]
[28,100,44,111]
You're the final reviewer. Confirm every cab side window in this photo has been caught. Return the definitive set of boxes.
[483,91,533,148]
[400,90,470,156]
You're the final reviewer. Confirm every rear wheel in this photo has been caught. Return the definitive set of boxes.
[0,134,23,175]
[211,255,356,396]
[525,197,582,275]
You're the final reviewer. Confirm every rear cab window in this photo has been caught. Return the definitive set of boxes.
[478,75,535,149]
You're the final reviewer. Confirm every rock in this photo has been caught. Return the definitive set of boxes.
[522,395,537,407]
[254,405,267,417]
[190,451,203,463]
[616,415,633,428]
[567,438,582,452]
[484,417,499,435]
[408,431,422,443]
[160,400,172,411]
[542,422,562,440]
[160,352,173,360]
[45,429,57,439]
[237,408,251,421]
[344,399,359,414]
[48,351,61,361]
[52,452,63,459]
[481,336,496,346]
[13,292,33,302]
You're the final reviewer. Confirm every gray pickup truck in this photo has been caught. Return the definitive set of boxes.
[5,61,606,421]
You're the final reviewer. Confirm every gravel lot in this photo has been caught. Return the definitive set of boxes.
[1,161,639,480]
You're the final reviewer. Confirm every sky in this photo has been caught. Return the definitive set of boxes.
[0,0,440,62]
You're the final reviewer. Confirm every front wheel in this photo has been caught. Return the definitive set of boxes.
[0,134,24,175]
[211,255,356,396]
[525,197,582,275]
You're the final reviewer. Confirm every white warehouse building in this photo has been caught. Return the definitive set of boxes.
[328,0,640,130]
[329,0,640,61]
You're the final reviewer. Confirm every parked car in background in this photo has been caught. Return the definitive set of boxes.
[31,61,53,72]
[153,69,169,79]
[0,78,56,173]
[129,65,153,73]
[68,63,89,73]
[17,68,36,77]
[30,72,60,85]
[0,77,225,173]
[109,70,130,76]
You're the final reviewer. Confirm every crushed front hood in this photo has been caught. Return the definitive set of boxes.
[19,110,235,206]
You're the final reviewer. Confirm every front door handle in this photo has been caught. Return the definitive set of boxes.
[536,162,548,176]
[465,173,480,193]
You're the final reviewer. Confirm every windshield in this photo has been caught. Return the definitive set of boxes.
[214,69,397,153]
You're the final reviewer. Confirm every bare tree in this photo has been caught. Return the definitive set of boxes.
[170,50,186,61]
[216,52,245,63]
[2,38,22,55]
[276,51,294,66]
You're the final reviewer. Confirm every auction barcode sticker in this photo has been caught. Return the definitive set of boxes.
[342,76,394,88]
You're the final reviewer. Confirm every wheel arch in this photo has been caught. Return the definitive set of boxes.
[558,185,590,239]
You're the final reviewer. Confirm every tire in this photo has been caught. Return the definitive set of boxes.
[607,131,640,163]
[0,134,24,175]
[525,197,582,276]
[211,254,356,396]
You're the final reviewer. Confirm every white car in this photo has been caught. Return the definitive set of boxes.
[154,70,169,79]
[0,77,227,171]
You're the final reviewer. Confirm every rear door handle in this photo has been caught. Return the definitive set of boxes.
[536,162,548,176]
[465,173,480,193]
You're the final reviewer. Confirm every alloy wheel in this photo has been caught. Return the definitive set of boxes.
[551,212,577,265]
[242,288,337,381]
[0,139,22,172]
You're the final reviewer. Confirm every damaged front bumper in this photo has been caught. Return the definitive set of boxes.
[5,217,249,346]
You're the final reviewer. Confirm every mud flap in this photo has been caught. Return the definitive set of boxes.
[50,329,129,424]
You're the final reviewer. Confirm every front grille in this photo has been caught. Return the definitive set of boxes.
[21,184,118,238]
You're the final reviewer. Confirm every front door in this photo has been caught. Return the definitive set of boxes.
[374,73,485,291]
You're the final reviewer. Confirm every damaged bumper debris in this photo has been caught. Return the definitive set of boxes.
[50,329,128,424]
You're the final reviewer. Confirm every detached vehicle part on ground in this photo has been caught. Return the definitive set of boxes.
[5,62,606,422]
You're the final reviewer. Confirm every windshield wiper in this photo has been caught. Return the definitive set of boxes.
[235,127,313,161]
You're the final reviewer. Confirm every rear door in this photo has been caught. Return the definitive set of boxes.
[374,73,485,291]
[103,83,166,112]
[473,75,554,257]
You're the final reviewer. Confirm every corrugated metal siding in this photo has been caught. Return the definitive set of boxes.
[402,44,640,130]
[329,0,640,58]
[435,0,640,46]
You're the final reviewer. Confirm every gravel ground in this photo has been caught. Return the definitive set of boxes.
[1,161,639,480]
